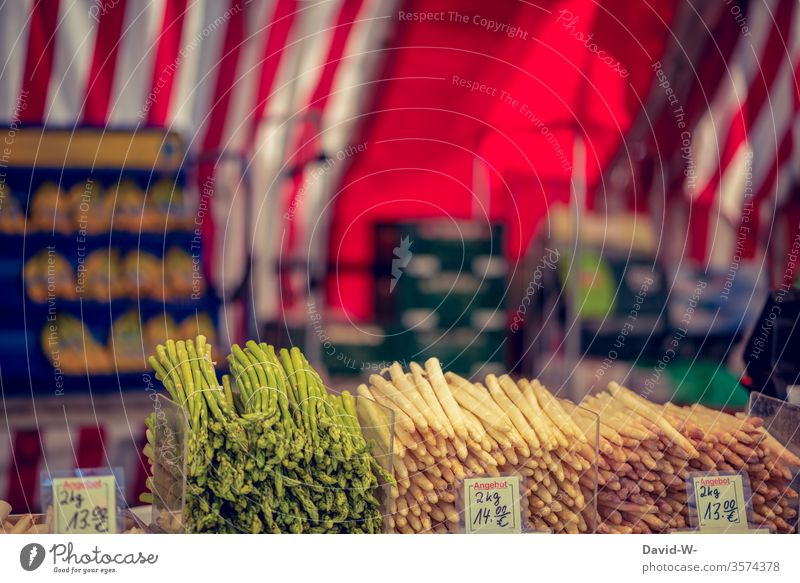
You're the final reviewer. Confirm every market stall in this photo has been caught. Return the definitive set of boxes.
[1,0,800,545]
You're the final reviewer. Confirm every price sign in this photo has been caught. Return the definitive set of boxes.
[52,474,118,534]
[463,476,522,534]
[689,473,749,532]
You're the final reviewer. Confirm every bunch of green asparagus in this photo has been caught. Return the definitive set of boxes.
[142,336,389,533]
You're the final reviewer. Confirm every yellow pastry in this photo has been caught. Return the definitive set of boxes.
[164,247,201,299]
[111,179,145,232]
[71,178,112,234]
[122,250,164,299]
[24,250,75,302]
[31,182,71,234]
[109,310,146,372]
[144,313,177,357]
[0,183,26,234]
[82,249,123,301]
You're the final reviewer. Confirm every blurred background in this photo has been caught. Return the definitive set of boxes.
[1,0,799,511]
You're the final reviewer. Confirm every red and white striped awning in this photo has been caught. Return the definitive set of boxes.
[0,0,395,333]
[687,0,800,271]
[3,0,799,324]
[646,0,800,272]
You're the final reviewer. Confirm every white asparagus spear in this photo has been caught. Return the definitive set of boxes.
[0,501,11,524]
[409,362,453,438]
[425,358,469,440]
[446,372,512,433]
[389,363,439,432]
[485,374,540,450]
[371,374,427,431]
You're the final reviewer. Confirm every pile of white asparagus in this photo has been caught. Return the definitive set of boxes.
[359,358,597,533]
[359,361,799,534]
[580,382,800,533]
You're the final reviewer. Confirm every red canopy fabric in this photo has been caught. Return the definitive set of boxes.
[4,0,797,326]
[327,0,678,319]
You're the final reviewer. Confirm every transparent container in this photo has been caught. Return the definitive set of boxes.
[560,403,599,534]
[151,395,188,533]
[452,401,600,534]
[747,392,800,533]
[578,404,600,533]
[582,382,692,534]
[355,394,396,533]
[151,393,395,533]
[748,393,800,456]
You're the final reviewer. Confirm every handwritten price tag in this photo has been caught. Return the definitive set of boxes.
[463,476,522,534]
[52,475,117,534]
[690,473,749,532]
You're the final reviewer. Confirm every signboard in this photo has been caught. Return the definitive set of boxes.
[463,475,523,534]
[688,473,751,533]
[42,468,122,534]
